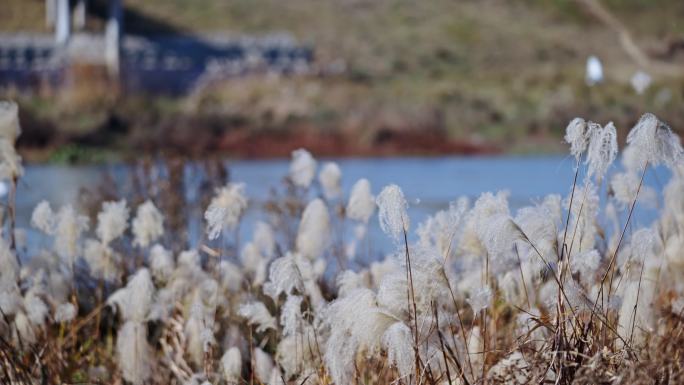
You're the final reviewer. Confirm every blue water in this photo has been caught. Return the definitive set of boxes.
[16,156,670,257]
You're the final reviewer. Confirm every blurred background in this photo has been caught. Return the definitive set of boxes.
[1,0,684,163]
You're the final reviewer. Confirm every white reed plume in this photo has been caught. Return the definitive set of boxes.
[626,113,683,169]
[570,249,601,286]
[185,280,219,366]
[476,213,521,262]
[96,200,129,245]
[149,244,174,283]
[0,279,21,316]
[319,161,342,200]
[108,268,155,322]
[54,302,76,323]
[382,321,415,380]
[0,102,21,180]
[0,139,22,180]
[221,347,242,383]
[117,321,152,385]
[0,101,20,143]
[205,183,248,240]
[263,252,305,300]
[83,239,120,282]
[23,288,49,326]
[280,294,303,337]
[467,285,492,314]
[464,191,510,256]
[467,326,484,375]
[178,249,201,269]
[0,236,19,285]
[514,194,561,256]
[621,228,657,270]
[346,178,375,223]
[610,171,657,209]
[488,351,530,383]
[617,258,657,347]
[238,301,277,333]
[565,179,600,254]
[240,242,267,285]
[289,149,317,188]
[377,184,409,242]
[323,288,395,384]
[31,200,55,235]
[254,347,275,384]
[13,311,36,345]
[132,200,165,248]
[218,260,244,293]
[336,269,369,297]
[54,205,89,266]
[417,197,469,257]
[296,198,331,260]
[565,117,589,160]
[499,271,526,305]
[586,121,618,181]
[277,327,317,379]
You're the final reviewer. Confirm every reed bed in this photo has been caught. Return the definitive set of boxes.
[1,100,684,384]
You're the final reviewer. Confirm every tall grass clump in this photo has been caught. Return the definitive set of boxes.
[2,101,684,384]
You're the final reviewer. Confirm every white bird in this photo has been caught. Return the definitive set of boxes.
[631,70,652,95]
[586,55,603,86]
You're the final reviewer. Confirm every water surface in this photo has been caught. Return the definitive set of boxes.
[17,156,669,257]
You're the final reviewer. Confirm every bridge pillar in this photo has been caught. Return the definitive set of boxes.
[46,0,56,28]
[105,0,122,76]
[55,0,70,44]
[74,0,87,30]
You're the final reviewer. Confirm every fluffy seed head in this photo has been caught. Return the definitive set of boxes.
[0,235,19,284]
[83,239,120,282]
[0,101,20,143]
[610,171,657,208]
[290,149,317,188]
[626,113,683,169]
[280,295,303,337]
[376,184,409,242]
[54,205,89,265]
[296,199,331,260]
[54,303,76,323]
[221,347,242,382]
[586,121,618,181]
[263,252,304,300]
[24,289,49,326]
[107,268,154,322]
[96,200,129,245]
[117,321,152,385]
[0,139,22,180]
[132,200,164,248]
[205,183,248,240]
[238,301,277,333]
[346,178,375,223]
[468,285,492,314]
[254,348,274,384]
[476,214,520,261]
[319,161,342,200]
[149,244,174,283]
[565,117,589,160]
[31,200,55,235]
[382,322,415,380]
[570,249,601,282]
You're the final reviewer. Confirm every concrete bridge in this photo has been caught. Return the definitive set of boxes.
[0,1,313,93]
